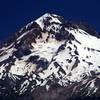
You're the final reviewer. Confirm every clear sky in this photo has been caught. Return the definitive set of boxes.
[0,0,100,41]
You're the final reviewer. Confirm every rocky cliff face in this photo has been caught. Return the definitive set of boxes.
[0,13,100,100]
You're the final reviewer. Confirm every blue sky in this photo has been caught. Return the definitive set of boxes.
[0,0,100,41]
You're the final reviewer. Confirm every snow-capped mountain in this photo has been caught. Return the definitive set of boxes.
[0,13,100,100]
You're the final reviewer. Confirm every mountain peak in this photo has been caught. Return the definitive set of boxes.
[35,13,64,33]
[0,13,100,100]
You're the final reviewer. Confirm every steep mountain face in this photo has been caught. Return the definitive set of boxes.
[0,13,100,100]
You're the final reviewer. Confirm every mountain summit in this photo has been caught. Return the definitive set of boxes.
[0,13,100,100]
